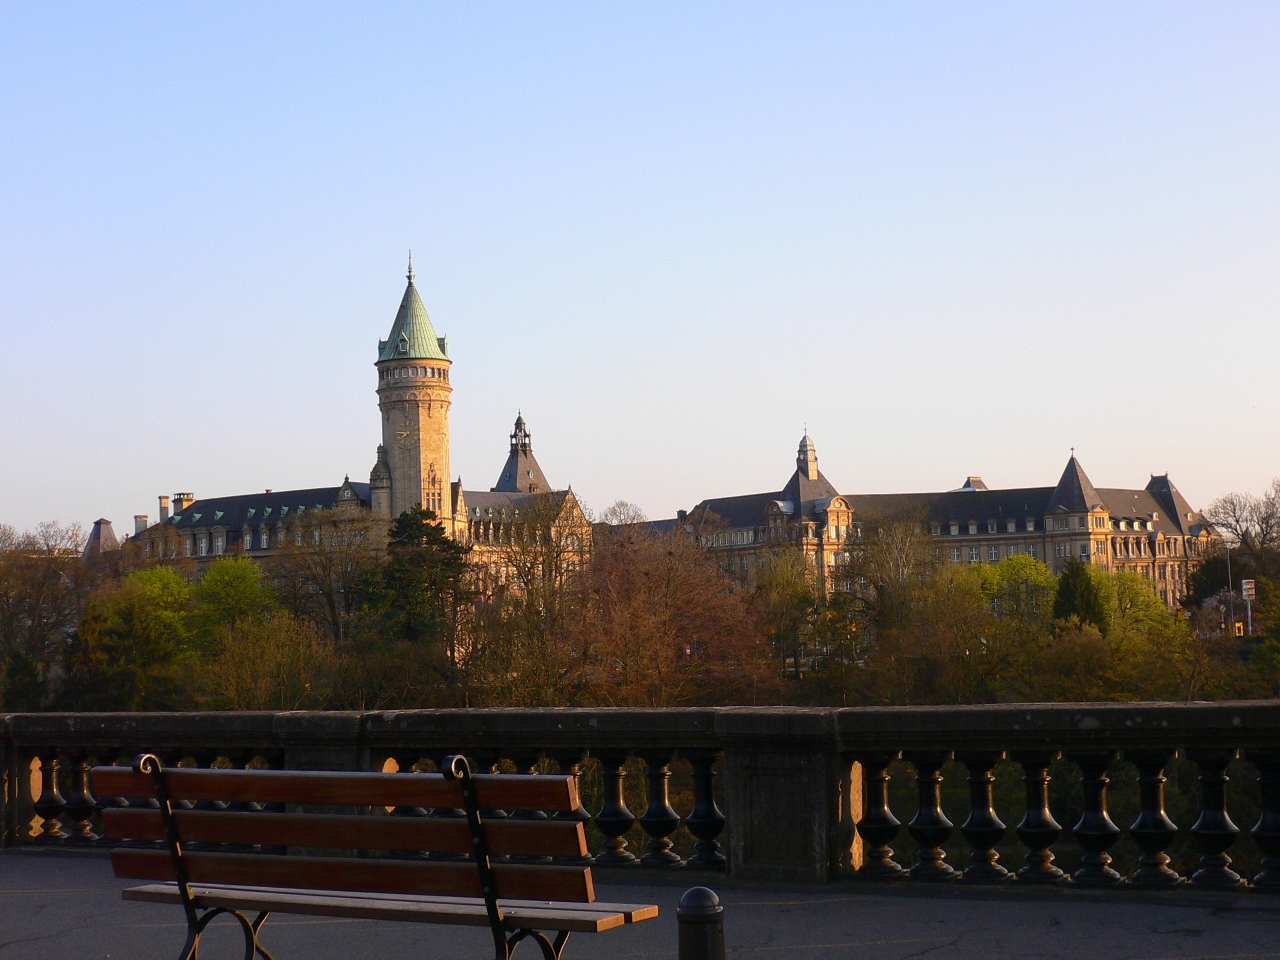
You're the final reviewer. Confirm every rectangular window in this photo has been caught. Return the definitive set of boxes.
[197,537,206,556]
[950,522,959,535]
[260,529,269,548]
[969,546,980,562]
[988,520,997,534]
[1078,517,1088,530]
[1007,519,1016,533]
[950,547,961,562]
[244,532,253,550]
[1080,543,1089,559]
[1027,544,1036,559]
[988,546,999,561]
[1053,518,1069,531]
[968,522,978,535]
[1026,518,1035,531]
[214,535,224,555]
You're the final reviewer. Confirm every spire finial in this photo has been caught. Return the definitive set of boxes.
[407,250,415,283]
[1071,446,1075,458]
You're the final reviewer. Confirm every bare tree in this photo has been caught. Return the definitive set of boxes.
[267,508,388,642]
[1206,480,1280,576]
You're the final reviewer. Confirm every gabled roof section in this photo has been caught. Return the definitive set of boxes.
[1047,456,1102,513]
[378,258,448,363]
[491,414,551,494]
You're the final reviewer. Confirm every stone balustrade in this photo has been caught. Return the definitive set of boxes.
[4,702,1280,889]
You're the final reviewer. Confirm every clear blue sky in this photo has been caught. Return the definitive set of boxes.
[2,3,1278,534]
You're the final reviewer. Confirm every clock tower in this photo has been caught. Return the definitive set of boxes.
[372,256,454,530]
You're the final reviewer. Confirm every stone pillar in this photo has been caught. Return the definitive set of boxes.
[275,712,368,857]
[719,709,846,883]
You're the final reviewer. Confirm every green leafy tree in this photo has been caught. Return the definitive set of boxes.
[59,566,197,711]
[190,557,278,642]
[1053,559,1111,634]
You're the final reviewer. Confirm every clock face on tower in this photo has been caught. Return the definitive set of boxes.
[396,430,411,446]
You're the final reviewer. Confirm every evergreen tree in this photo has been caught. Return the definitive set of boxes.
[1053,558,1110,634]
[354,508,472,652]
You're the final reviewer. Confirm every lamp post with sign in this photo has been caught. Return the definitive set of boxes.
[1243,579,1256,637]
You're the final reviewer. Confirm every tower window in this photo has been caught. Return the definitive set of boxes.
[409,367,417,377]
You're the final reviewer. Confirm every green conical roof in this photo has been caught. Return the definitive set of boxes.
[378,258,448,362]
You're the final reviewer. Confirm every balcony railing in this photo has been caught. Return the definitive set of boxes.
[4,703,1280,890]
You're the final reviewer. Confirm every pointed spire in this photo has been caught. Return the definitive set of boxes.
[378,259,447,362]
[407,250,415,284]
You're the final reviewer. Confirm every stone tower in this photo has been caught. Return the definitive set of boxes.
[373,257,454,529]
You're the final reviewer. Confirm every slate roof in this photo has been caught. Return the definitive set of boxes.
[83,519,119,558]
[377,260,448,363]
[166,483,370,531]
[461,489,571,523]
[1047,457,1103,513]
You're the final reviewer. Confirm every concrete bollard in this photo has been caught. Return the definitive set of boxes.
[677,886,725,960]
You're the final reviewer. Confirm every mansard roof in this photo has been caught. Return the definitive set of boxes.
[378,259,448,363]
[164,483,370,531]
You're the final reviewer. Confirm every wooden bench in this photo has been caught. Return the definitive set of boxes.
[93,754,659,960]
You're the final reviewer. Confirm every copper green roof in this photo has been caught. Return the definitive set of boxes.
[378,258,448,362]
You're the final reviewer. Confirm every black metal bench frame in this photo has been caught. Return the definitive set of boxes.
[131,753,610,960]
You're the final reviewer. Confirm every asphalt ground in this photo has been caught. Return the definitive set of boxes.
[3,850,1280,960]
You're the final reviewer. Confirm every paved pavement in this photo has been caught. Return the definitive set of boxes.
[3,851,1280,959]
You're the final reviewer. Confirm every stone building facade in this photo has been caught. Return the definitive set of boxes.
[128,260,586,573]
[687,437,1214,608]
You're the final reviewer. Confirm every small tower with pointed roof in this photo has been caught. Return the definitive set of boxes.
[373,256,456,530]
[491,413,551,494]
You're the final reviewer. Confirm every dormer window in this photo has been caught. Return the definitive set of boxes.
[987,520,997,534]
[1006,518,1016,533]
[931,522,941,536]
[968,521,978,535]
[1026,518,1035,531]
[950,521,959,535]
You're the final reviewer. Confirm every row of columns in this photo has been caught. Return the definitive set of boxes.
[854,749,1280,888]
[23,747,727,870]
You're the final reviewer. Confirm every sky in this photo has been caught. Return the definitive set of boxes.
[2,3,1278,536]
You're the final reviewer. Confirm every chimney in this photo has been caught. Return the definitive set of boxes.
[134,515,149,535]
[173,492,196,512]
[677,510,688,523]
[159,495,170,522]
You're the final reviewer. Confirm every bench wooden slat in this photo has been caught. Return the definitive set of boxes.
[121,883,637,933]
[90,767,578,812]
[101,808,588,858]
[111,849,595,903]
[152,883,660,922]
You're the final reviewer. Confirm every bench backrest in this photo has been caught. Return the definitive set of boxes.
[92,758,595,904]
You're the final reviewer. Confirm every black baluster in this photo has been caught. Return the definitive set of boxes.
[1188,750,1246,889]
[62,750,99,844]
[1248,749,1280,890]
[1068,752,1123,886]
[550,750,593,865]
[594,750,638,866]
[904,752,957,880]
[1127,750,1182,887]
[32,750,68,843]
[639,751,684,867]
[684,750,726,870]
[1012,751,1065,883]
[958,752,1008,882]
[854,753,905,878]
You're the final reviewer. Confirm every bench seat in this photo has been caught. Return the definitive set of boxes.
[122,882,659,933]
